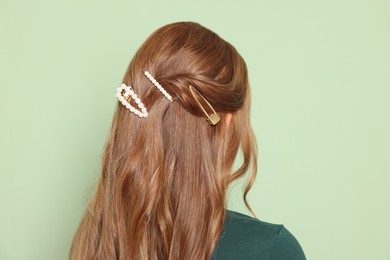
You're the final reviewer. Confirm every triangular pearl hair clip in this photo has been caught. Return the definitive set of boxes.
[115,83,149,118]
[144,71,173,102]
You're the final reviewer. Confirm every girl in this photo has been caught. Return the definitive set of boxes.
[70,21,306,260]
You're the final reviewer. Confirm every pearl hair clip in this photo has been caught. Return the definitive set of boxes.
[116,83,149,118]
[115,70,173,118]
[144,71,173,102]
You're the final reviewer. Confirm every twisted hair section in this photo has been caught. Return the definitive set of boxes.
[70,21,258,260]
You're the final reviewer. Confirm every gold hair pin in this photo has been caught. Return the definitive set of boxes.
[189,85,220,125]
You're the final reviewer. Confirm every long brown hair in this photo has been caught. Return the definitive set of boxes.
[70,21,258,260]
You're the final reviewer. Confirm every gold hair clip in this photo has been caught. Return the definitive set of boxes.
[122,89,132,102]
[189,85,220,125]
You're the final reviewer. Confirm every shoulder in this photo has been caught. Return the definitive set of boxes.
[268,224,306,260]
[212,209,306,260]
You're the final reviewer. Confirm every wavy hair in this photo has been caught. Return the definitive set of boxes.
[70,21,258,260]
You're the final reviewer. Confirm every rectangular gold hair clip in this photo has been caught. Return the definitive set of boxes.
[189,85,221,125]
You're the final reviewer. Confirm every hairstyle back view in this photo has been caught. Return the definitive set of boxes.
[69,21,306,260]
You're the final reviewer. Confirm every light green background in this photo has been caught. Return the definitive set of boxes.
[1,0,389,259]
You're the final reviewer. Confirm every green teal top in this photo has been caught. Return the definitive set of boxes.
[211,209,306,260]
